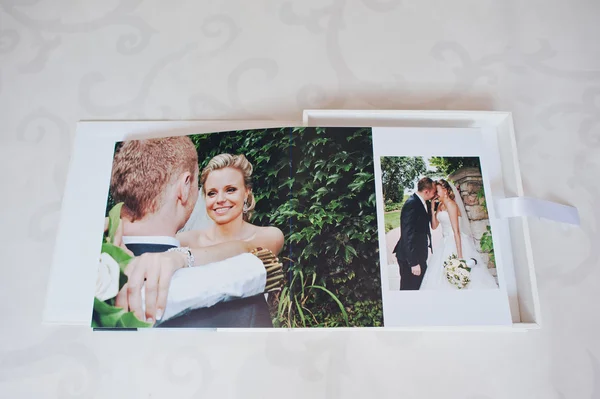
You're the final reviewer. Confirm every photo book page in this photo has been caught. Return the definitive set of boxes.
[372,127,512,327]
[45,122,514,330]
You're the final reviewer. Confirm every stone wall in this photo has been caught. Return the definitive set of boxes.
[447,167,493,269]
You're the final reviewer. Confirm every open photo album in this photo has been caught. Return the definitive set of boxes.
[44,111,574,330]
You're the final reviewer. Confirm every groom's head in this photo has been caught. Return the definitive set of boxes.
[417,177,436,201]
[110,136,199,234]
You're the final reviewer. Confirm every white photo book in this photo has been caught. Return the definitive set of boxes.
[43,110,579,331]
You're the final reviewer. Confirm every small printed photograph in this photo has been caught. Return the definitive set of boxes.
[93,127,383,329]
[380,156,499,292]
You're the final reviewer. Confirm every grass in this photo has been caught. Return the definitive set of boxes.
[383,195,409,233]
[384,210,401,233]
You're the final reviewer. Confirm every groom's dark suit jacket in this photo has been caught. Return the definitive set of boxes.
[126,242,273,329]
[393,193,431,268]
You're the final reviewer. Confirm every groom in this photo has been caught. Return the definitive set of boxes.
[393,177,437,290]
[110,136,272,328]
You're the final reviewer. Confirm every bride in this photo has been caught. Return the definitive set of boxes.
[177,153,284,254]
[420,179,497,290]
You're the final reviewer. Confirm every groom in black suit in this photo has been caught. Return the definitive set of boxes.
[393,177,437,290]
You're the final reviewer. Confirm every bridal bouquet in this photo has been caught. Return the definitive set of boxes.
[443,254,472,289]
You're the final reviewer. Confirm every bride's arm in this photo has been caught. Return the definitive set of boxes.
[430,200,439,230]
[177,225,284,265]
[447,202,463,258]
[176,230,255,266]
[190,241,255,266]
[244,226,285,256]
[117,227,278,324]
[116,237,256,324]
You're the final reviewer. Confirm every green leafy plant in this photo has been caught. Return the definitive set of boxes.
[475,188,495,267]
[385,223,394,233]
[273,269,349,328]
[480,225,495,266]
[92,203,152,328]
[384,202,402,212]
[477,186,487,213]
[428,156,481,176]
[345,300,383,327]
[190,127,383,327]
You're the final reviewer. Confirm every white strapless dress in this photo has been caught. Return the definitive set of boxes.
[420,210,498,290]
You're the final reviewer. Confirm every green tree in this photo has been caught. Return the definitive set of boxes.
[380,156,427,202]
[428,156,481,176]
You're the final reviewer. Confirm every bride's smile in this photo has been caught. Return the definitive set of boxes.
[193,152,283,258]
[214,206,233,215]
[204,167,249,224]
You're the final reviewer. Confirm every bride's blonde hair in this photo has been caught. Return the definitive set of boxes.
[437,179,455,200]
[200,153,256,221]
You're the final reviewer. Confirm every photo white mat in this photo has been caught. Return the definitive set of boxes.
[371,127,515,327]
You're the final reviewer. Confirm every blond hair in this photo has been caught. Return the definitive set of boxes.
[437,179,456,200]
[110,136,198,221]
[200,153,255,221]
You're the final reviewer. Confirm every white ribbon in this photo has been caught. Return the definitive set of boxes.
[494,197,580,226]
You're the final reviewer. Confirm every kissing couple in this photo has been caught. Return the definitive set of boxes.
[103,135,284,327]
[393,177,497,291]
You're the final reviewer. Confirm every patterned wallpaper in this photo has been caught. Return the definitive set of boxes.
[1,0,598,397]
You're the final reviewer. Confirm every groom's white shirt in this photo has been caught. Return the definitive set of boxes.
[122,235,180,247]
[122,235,267,323]
[415,192,428,212]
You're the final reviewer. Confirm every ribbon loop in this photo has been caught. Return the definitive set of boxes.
[494,197,580,226]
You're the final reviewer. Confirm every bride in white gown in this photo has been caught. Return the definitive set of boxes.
[420,179,498,290]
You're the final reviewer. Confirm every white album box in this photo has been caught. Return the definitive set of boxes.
[42,110,578,331]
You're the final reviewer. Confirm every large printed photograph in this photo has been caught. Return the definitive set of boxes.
[380,156,499,292]
[93,127,383,329]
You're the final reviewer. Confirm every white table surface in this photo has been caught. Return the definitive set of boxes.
[1,1,598,398]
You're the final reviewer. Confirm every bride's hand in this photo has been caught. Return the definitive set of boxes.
[115,251,187,324]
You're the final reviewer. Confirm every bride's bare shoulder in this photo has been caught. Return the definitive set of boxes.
[446,200,459,215]
[254,225,284,240]
[251,225,284,254]
[176,229,211,247]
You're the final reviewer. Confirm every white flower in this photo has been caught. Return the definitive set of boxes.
[444,253,472,289]
[96,252,120,301]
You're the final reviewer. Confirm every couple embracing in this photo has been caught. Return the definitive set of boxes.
[393,177,497,291]
[106,136,284,327]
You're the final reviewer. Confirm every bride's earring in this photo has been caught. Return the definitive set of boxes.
[243,200,249,214]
